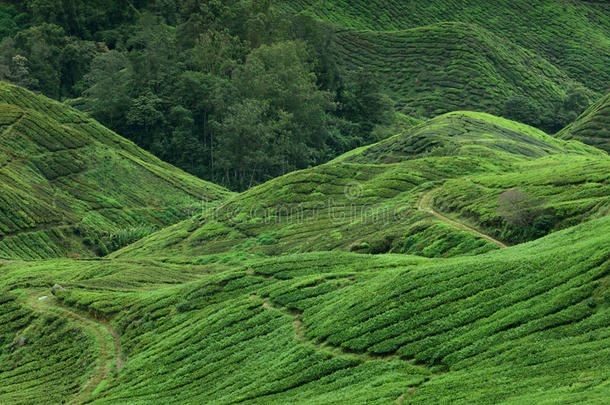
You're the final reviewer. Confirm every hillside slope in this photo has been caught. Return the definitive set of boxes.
[0,215,607,403]
[557,92,610,153]
[281,0,610,94]
[113,112,607,260]
[0,82,232,259]
[331,23,572,116]
[0,106,607,404]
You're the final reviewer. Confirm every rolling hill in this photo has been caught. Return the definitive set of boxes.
[0,1,608,401]
[557,92,610,153]
[331,23,572,116]
[0,82,231,259]
[0,84,607,403]
[279,0,610,119]
[112,111,607,260]
[0,213,607,403]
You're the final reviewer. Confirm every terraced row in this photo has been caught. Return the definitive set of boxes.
[113,156,507,260]
[115,112,605,260]
[431,156,610,244]
[0,293,96,405]
[558,92,610,153]
[280,0,610,95]
[1,214,606,403]
[332,23,570,116]
[0,82,231,259]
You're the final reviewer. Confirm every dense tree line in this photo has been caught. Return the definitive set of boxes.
[0,0,394,190]
[0,1,590,190]
[501,85,592,134]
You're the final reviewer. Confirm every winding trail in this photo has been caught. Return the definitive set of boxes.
[23,292,122,404]
[418,189,508,248]
[255,296,437,403]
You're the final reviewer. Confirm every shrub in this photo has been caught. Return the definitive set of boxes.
[104,225,158,252]
[497,189,539,227]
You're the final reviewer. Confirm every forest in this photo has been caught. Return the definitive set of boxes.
[0,0,591,190]
[0,0,398,189]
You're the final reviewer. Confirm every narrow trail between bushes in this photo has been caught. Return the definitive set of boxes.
[23,292,122,404]
[256,296,439,403]
[418,190,508,248]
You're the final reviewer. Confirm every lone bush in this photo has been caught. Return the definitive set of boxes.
[497,189,555,242]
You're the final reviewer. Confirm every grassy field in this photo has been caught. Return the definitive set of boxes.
[0,82,232,260]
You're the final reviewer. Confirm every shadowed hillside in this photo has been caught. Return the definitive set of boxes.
[112,112,606,260]
[0,82,231,259]
[331,23,572,116]
[280,0,610,94]
[558,92,610,153]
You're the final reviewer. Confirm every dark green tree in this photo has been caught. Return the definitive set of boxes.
[84,50,131,128]
[502,94,541,127]
[338,69,395,145]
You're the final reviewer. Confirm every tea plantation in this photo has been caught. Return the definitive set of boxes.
[113,111,607,261]
[0,82,231,259]
[0,214,607,403]
[558,92,610,153]
[278,0,610,119]
[0,1,608,401]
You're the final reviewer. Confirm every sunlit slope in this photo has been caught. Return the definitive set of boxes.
[426,156,610,244]
[0,215,607,403]
[557,92,610,153]
[338,111,602,164]
[280,0,610,96]
[0,82,232,259]
[114,112,604,260]
[335,111,609,244]
[332,23,573,115]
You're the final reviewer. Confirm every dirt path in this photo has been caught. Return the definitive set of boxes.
[23,292,122,404]
[256,297,437,403]
[418,189,508,248]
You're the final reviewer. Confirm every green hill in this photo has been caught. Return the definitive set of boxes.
[280,0,610,93]
[0,2,608,402]
[112,112,606,260]
[338,111,602,164]
[0,100,608,403]
[277,0,610,125]
[557,92,610,153]
[0,214,607,403]
[331,23,572,117]
[0,82,231,259]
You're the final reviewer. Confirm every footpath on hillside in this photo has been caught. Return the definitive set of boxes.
[418,190,508,249]
[23,291,123,404]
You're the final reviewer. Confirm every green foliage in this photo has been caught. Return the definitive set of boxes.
[279,0,610,94]
[0,292,97,405]
[0,5,28,41]
[0,2,608,403]
[558,92,610,153]
[0,215,607,403]
[0,82,231,259]
[111,112,606,261]
[0,0,608,188]
[103,225,158,253]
